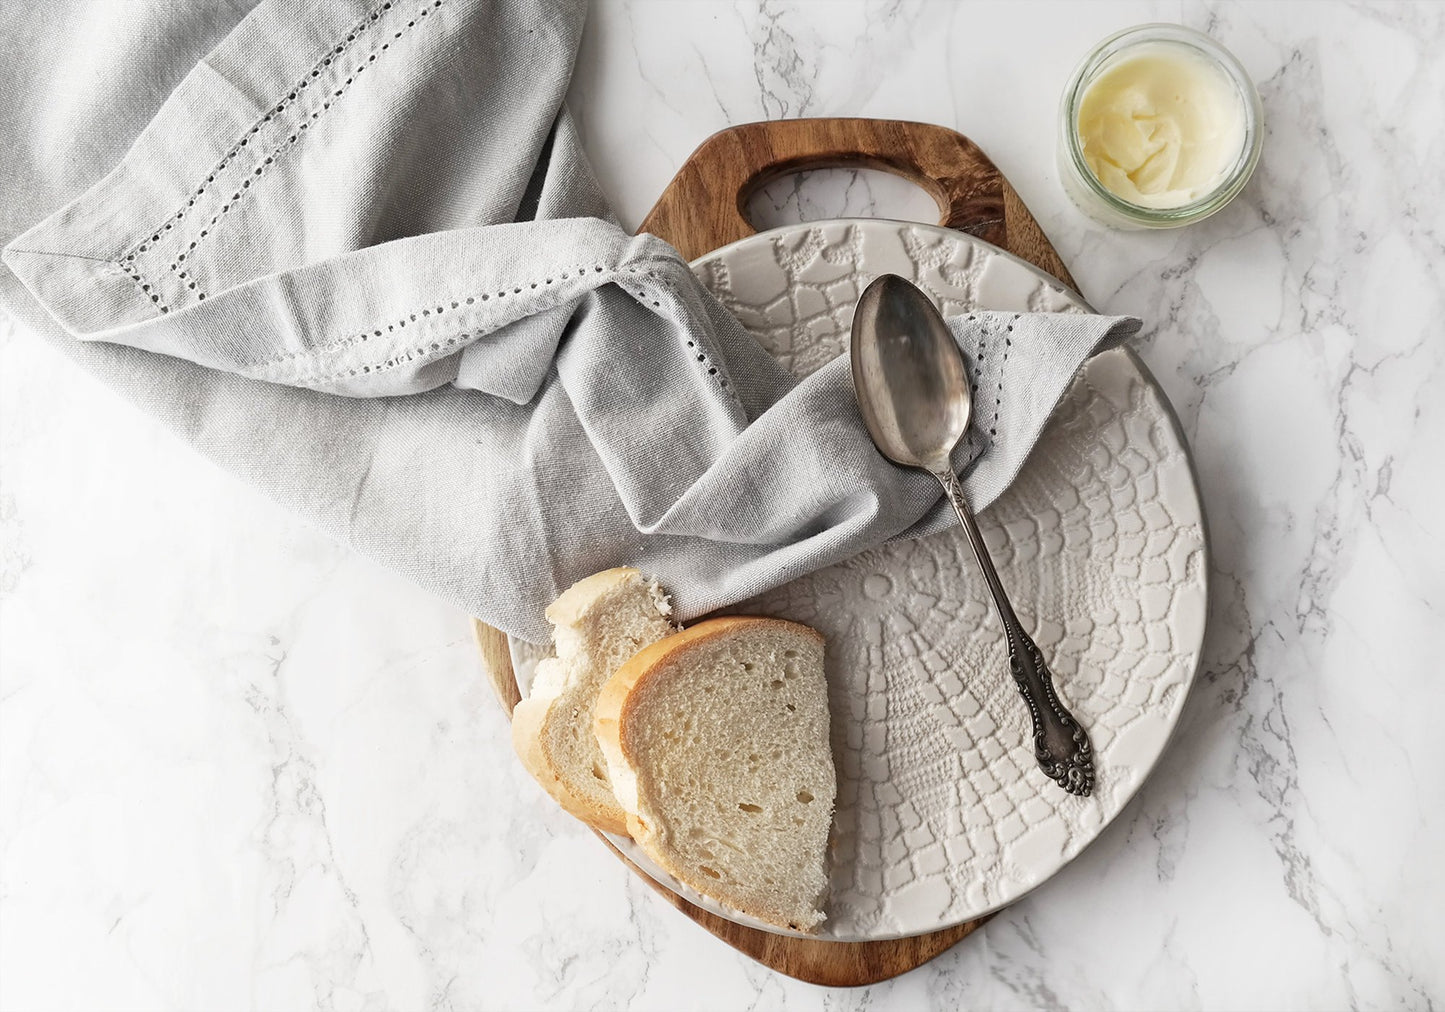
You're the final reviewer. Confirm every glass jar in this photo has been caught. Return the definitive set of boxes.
[1057,24,1263,229]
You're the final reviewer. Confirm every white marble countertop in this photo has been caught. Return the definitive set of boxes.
[3,1,1442,1008]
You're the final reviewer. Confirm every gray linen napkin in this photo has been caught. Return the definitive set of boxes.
[0,0,1138,642]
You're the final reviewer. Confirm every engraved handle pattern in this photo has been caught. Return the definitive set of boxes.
[933,469,1095,797]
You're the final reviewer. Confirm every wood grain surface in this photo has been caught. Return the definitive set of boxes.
[474,118,1078,985]
[639,117,1077,292]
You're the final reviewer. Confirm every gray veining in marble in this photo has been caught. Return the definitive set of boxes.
[2,1,1442,1009]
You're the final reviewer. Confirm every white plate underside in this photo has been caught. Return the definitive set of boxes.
[512,220,1208,941]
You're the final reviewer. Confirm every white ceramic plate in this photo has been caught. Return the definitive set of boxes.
[513,219,1208,941]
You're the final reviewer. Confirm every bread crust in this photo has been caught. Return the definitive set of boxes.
[593,615,829,931]
[512,686,630,835]
[544,566,638,627]
[510,566,654,837]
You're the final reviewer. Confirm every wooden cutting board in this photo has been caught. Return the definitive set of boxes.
[473,118,1078,987]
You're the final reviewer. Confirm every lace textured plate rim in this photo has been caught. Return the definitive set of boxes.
[513,219,1209,942]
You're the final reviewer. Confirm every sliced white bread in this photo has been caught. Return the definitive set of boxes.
[511,567,676,835]
[593,616,836,932]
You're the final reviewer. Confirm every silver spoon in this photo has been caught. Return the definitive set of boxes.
[850,274,1095,797]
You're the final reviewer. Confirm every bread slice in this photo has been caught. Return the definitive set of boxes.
[511,568,676,835]
[594,616,835,932]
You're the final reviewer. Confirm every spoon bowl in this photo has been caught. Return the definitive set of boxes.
[850,275,972,472]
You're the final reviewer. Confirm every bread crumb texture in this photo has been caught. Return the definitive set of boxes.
[617,618,835,932]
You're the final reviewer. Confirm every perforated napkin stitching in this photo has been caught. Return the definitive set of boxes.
[121,1,444,306]
[273,265,732,394]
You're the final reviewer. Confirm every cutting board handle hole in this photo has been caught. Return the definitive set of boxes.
[742,167,940,233]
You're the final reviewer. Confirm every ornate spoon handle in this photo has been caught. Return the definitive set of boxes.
[932,469,1096,797]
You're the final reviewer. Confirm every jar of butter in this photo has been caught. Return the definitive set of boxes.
[1058,24,1263,228]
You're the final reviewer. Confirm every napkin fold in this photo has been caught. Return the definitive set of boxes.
[1,0,1138,642]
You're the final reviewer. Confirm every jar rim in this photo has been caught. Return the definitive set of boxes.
[1060,23,1264,227]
